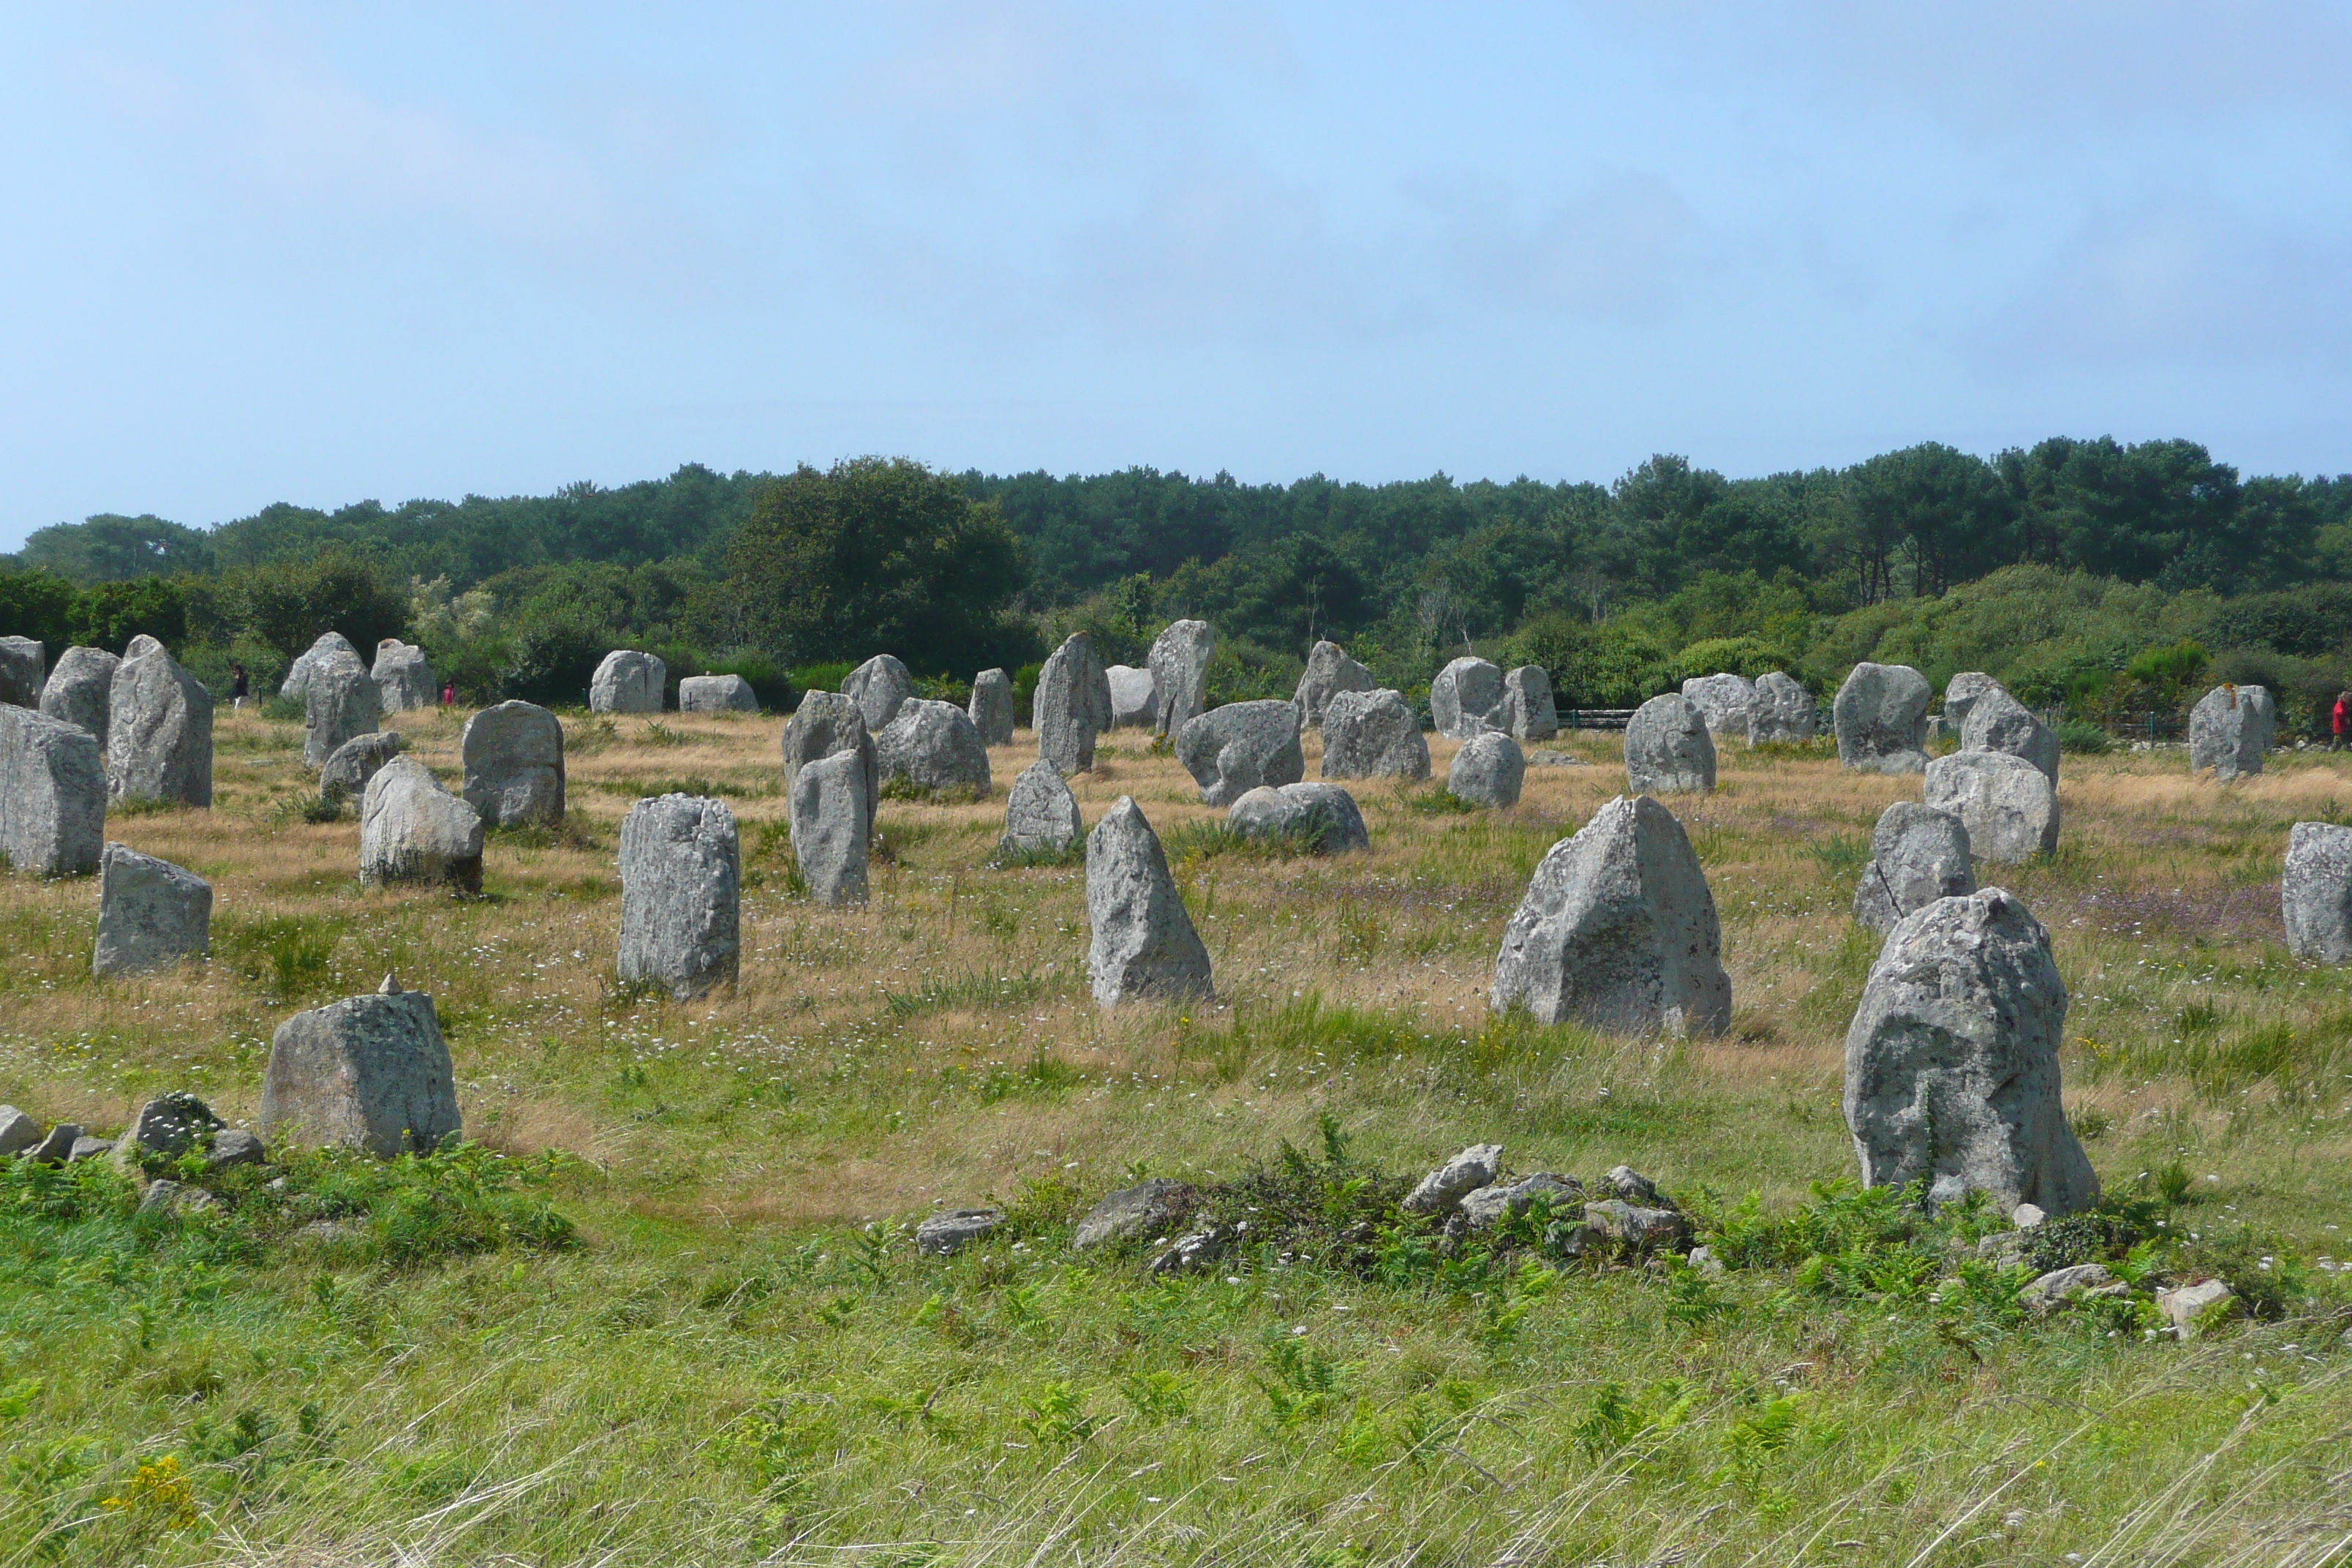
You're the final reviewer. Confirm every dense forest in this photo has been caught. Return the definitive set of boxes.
[7,437,2352,735]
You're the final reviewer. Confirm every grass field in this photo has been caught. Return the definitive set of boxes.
[2,704,2348,1567]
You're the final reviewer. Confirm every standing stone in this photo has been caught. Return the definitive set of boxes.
[1501,666,1559,743]
[321,731,404,811]
[0,636,42,707]
[1448,731,1526,808]
[1843,887,2098,1217]
[260,976,461,1158]
[1087,796,1213,1006]
[1833,663,1932,774]
[2190,685,2274,782]
[281,632,359,702]
[1941,672,2000,731]
[780,692,878,824]
[461,701,565,828]
[108,1091,223,1171]
[92,843,211,975]
[1294,641,1373,729]
[1961,685,2059,783]
[1624,693,1716,795]
[1107,666,1158,729]
[1147,620,1215,739]
[108,639,212,807]
[1748,671,1818,744]
[0,707,105,876]
[617,794,741,1000]
[1175,700,1305,806]
[1853,802,1975,933]
[875,698,992,797]
[999,758,1083,859]
[969,668,1015,745]
[2283,821,2352,963]
[359,757,484,892]
[843,654,914,731]
[790,750,870,906]
[1036,632,1115,773]
[590,649,666,714]
[1430,657,1504,739]
[1924,750,2059,863]
[372,640,435,712]
[1321,688,1430,780]
[39,646,119,752]
[1681,673,1757,744]
[678,674,758,714]
[1491,794,1732,1036]
[1229,782,1370,854]
[0,1107,39,1156]
[304,653,381,769]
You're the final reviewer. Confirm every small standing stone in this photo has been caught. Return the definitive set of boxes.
[0,706,105,876]
[1320,688,1430,780]
[2283,821,2352,962]
[0,636,43,707]
[1853,802,1975,933]
[1148,620,1215,738]
[875,698,992,797]
[461,701,565,828]
[1501,666,1559,742]
[589,649,666,714]
[781,692,878,825]
[372,640,436,712]
[1924,750,2059,863]
[359,757,485,892]
[843,655,914,731]
[108,1091,223,1170]
[617,794,741,1000]
[1430,657,1504,739]
[1086,796,1213,1006]
[320,731,404,812]
[1175,700,1304,806]
[260,976,461,1158]
[304,652,381,769]
[108,638,212,807]
[999,758,1083,859]
[1448,731,1526,807]
[678,674,758,713]
[1107,665,1158,728]
[1681,673,1757,743]
[790,750,871,906]
[1960,685,2059,783]
[969,668,1015,745]
[281,632,358,703]
[1624,693,1716,794]
[1833,662,1931,774]
[1227,782,1370,853]
[92,843,211,976]
[1748,671,1817,744]
[1293,641,1373,729]
[2190,684,2274,781]
[1036,632,1115,773]
[38,646,119,751]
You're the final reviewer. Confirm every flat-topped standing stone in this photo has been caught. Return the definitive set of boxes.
[1448,731,1526,807]
[2190,684,2274,781]
[1924,750,2059,863]
[0,636,42,706]
[1854,802,1975,932]
[1226,782,1370,853]
[260,976,461,1158]
[843,654,914,731]
[875,698,992,796]
[969,668,1015,745]
[1624,693,1716,794]
[1747,671,1817,744]
[781,691,878,824]
[1087,796,1213,1006]
[1941,672,2000,731]
[304,652,381,769]
[92,843,211,975]
[1501,666,1559,743]
[617,794,740,1000]
[1844,887,2097,1217]
[1681,673,1757,744]
[108,640,212,807]
[0,706,104,876]
[790,749,870,906]
[999,758,1083,859]
[1148,620,1215,739]
[1175,700,1305,806]
[2283,821,2352,962]
[461,701,565,828]
[590,649,665,714]
[372,640,435,712]
[1107,665,1157,728]
[1960,685,2059,783]
[39,646,118,752]
[1833,663,1931,774]
[678,674,758,713]
[1036,632,1115,773]
[359,757,484,892]
[1293,641,1373,729]
[1430,657,1504,739]
[281,632,358,702]
[1319,688,1430,780]
[1492,794,1732,1036]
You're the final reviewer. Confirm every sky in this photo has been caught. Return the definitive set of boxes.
[4,1,2351,551]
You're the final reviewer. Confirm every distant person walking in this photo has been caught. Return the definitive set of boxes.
[2333,690,2350,752]
[441,681,456,709]
[230,663,249,711]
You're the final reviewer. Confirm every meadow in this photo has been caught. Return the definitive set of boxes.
[1,705,2348,1567]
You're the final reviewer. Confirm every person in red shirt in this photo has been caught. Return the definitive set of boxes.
[442,681,456,709]
[2334,690,2349,752]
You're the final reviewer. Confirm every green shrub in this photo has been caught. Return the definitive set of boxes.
[2055,718,2112,754]
[791,661,854,696]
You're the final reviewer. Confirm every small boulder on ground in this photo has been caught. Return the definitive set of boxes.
[2283,821,2352,962]
[1960,685,2059,782]
[969,668,1015,745]
[359,756,485,892]
[260,975,461,1158]
[1319,688,1429,780]
[1176,700,1305,805]
[2190,684,2274,781]
[372,640,436,712]
[1459,1173,1580,1230]
[1036,632,1115,773]
[678,674,758,713]
[1624,693,1716,794]
[617,794,741,1000]
[1431,657,1504,739]
[1448,731,1526,807]
[108,638,213,807]
[1924,750,2059,863]
[1401,1144,1504,1215]
[1086,796,1213,1006]
[0,636,43,706]
[92,843,211,976]
[206,1129,267,1170]
[2019,1264,2118,1315]
[0,1106,40,1156]
[1501,666,1560,743]
[998,758,1083,859]
[1747,671,1817,744]
[918,1208,1003,1256]
[843,655,914,731]
[38,646,119,751]
[320,731,404,813]
[589,649,666,714]
[461,701,565,828]
[68,1137,115,1164]
[1107,665,1158,728]
[1148,620,1215,739]
[279,632,358,703]
[1294,641,1373,729]
[875,698,992,797]
[1833,662,1931,774]
[1681,673,1757,743]
[1074,1179,1197,1249]
[108,1091,223,1172]
[1226,782,1370,853]
[2155,1279,2239,1338]
[1854,802,1975,932]
[0,705,105,876]
[780,691,878,824]
[29,1123,86,1164]
[791,750,871,906]
[1580,1199,1690,1252]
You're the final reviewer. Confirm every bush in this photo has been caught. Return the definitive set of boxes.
[791,661,854,696]
[1673,635,1795,682]
[2055,718,2112,754]
[703,650,796,711]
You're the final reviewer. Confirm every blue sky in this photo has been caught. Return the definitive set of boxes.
[4,1,2351,551]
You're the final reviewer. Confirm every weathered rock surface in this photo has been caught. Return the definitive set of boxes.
[1748,671,1817,744]
[918,1208,1003,1256]
[1148,620,1215,739]
[875,698,992,796]
[1924,750,2059,863]
[1107,665,1158,728]
[303,652,381,769]
[843,654,914,731]
[0,636,42,706]
[260,976,461,1158]
[281,633,358,701]
[0,705,105,875]
[1492,794,1732,1036]
[206,1129,266,1170]
[39,646,118,751]
[68,1137,115,1164]
[93,843,211,975]
[1681,673,1757,743]
[969,668,1015,745]
[1458,1173,1581,1231]
[1175,700,1304,805]
[2156,1279,2239,1338]
[1086,796,1213,1006]
[1402,1145,1504,1215]
[998,758,1084,859]
[1501,665,1559,742]
[320,731,404,812]
[1843,887,2097,1216]
[589,649,666,714]
[678,674,758,713]
[617,794,740,1000]
[2283,821,2352,962]
[29,1123,83,1164]
[461,701,565,828]
[790,750,870,906]
[1448,731,1526,807]
[1853,802,1975,932]
[372,640,436,712]
[1226,782,1370,854]
[359,757,484,892]
[2019,1264,2118,1315]
[1528,749,1588,767]
[781,692,878,825]
[1036,632,1114,772]
[1581,1199,1691,1252]
[108,639,212,807]
[1941,672,2000,732]
[1833,662,1932,774]
[1074,1178,1197,1249]
[0,1106,39,1156]
[1431,657,1504,739]
[2190,684,2274,781]
[1319,688,1430,780]
[1294,641,1373,728]
[1960,685,2059,782]
[1624,693,1716,794]
[109,1091,222,1170]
